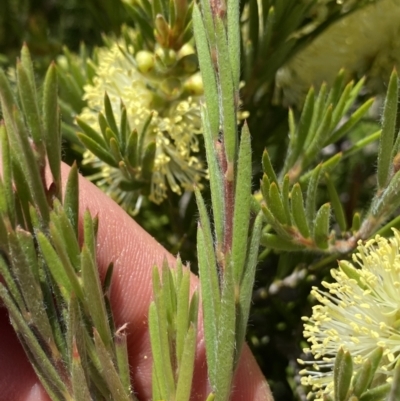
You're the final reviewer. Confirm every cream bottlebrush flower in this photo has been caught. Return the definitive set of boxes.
[300,230,400,400]
[277,0,400,105]
[79,43,204,206]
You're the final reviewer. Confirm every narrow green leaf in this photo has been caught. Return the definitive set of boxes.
[359,383,390,401]
[352,359,372,397]
[161,260,176,326]
[330,80,353,130]
[201,106,224,247]
[0,124,15,223]
[176,268,190,365]
[98,112,109,139]
[261,204,292,241]
[387,359,400,401]
[291,184,310,238]
[141,140,156,181]
[194,188,221,308]
[43,62,62,194]
[215,16,236,163]
[199,0,216,48]
[126,129,139,168]
[104,92,119,137]
[20,44,36,93]
[236,213,262,362]
[71,341,92,401]
[0,254,25,312]
[105,127,119,149]
[268,182,288,225]
[152,267,175,397]
[189,290,199,327]
[303,105,332,168]
[260,233,304,251]
[17,61,45,163]
[325,173,347,232]
[37,231,74,300]
[377,69,398,189]
[305,164,322,228]
[281,175,292,225]
[0,179,7,216]
[109,137,123,163]
[81,244,112,351]
[365,347,383,387]
[260,174,270,203]
[77,133,118,168]
[12,159,33,229]
[51,200,80,271]
[227,0,240,91]
[327,98,374,145]
[262,149,278,185]
[49,221,85,301]
[333,348,352,401]
[342,130,380,160]
[76,117,107,149]
[63,162,79,237]
[175,324,197,401]
[346,77,366,110]
[295,86,314,159]
[215,254,236,400]
[328,69,345,106]
[314,203,331,250]
[300,153,342,184]
[115,329,132,397]
[309,82,327,138]
[197,225,219,387]
[119,105,128,153]
[138,112,153,160]
[232,124,251,283]
[93,329,132,401]
[193,4,219,137]
[149,302,167,398]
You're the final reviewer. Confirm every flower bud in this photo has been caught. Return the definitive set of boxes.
[136,50,155,74]
[184,73,203,96]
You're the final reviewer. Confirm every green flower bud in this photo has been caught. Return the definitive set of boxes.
[184,73,203,96]
[135,50,155,74]
[178,43,195,58]
[155,46,177,69]
[159,77,182,99]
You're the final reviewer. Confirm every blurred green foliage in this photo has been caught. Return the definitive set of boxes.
[0,0,127,66]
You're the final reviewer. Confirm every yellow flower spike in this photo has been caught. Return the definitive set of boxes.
[300,229,400,400]
[78,40,205,209]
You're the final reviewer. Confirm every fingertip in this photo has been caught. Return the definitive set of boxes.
[231,346,273,401]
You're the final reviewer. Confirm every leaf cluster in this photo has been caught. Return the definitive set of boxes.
[149,259,199,401]
[123,0,193,51]
[260,69,400,257]
[77,93,157,201]
[0,46,136,401]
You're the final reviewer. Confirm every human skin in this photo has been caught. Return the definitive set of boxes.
[0,163,273,401]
